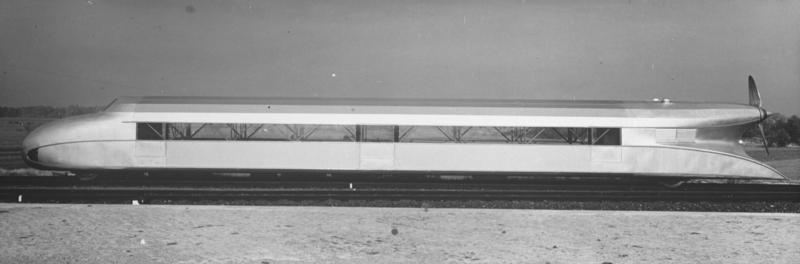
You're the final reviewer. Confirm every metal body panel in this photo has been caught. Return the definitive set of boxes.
[103,96,763,128]
[129,112,758,128]
[35,141,135,170]
[135,141,165,167]
[391,143,781,179]
[393,143,590,173]
[359,143,395,170]
[20,97,785,180]
[29,140,775,179]
[164,141,360,170]
[623,125,750,157]
[108,96,755,110]
[22,112,135,149]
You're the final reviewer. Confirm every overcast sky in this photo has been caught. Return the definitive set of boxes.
[1,0,798,115]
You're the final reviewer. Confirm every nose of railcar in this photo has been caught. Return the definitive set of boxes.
[21,113,112,170]
[21,118,67,169]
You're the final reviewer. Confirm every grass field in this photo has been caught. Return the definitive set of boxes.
[744,146,800,162]
[745,147,800,181]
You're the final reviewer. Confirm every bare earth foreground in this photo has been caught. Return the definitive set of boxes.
[1,204,798,264]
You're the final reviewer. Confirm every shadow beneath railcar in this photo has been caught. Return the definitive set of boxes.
[53,170,792,188]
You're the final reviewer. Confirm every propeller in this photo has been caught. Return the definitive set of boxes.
[748,75,770,156]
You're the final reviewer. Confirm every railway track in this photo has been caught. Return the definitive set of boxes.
[3,186,800,202]
[1,176,798,206]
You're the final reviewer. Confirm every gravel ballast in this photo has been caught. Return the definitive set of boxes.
[1,203,798,263]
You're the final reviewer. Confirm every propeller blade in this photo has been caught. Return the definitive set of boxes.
[758,123,770,157]
[748,75,762,107]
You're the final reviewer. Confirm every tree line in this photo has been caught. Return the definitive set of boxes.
[0,105,102,119]
[744,114,800,147]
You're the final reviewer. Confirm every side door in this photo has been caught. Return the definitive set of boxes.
[134,123,166,168]
[359,143,395,170]
[358,126,396,170]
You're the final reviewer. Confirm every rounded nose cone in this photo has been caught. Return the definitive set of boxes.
[22,113,108,153]
[20,112,122,169]
[21,118,74,168]
[22,119,62,153]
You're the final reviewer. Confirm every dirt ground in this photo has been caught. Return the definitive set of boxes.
[1,204,798,264]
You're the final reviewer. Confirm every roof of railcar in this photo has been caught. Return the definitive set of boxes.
[106,96,762,128]
[108,96,755,110]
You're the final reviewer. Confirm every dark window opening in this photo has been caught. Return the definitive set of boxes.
[136,123,164,140]
[26,148,38,162]
[362,126,395,142]
[134,122,621,145]
[591,128,621,145]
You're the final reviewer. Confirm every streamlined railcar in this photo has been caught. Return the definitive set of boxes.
[22,77,785,180]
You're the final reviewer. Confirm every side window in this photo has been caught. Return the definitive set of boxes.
[136,123,164,140]
[135,123,622,145]
[363,126,396,142]
[592,128,620,145]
